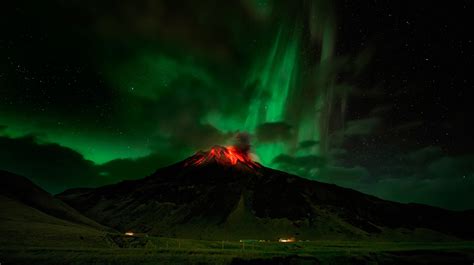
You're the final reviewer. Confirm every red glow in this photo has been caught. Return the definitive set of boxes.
[188,146,260,169]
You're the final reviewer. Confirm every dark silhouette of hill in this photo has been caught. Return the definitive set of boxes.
[0,170,116,250]
[0,170,109,231]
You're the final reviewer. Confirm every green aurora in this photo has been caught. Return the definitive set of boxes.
[1,0,473,210]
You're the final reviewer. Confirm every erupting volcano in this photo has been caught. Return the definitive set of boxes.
[186,133,261,170]
[187,145,261,169]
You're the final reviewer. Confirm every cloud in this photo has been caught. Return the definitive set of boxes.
[357,152,474,210]
[313,142,474,210]
[427,155,474,180]
[328,148,347,157]
[273,154,326,168]
[317,165,370,188]
[97,152,184,182]
[364,173,474,211]
[299,140,319,149]
[344,117,380,136]
[370,105,392,116]
[0,134,195,194]
[272,154,327,177]
[404,146,443,164]
[322,165,370,180]
[0,135,104,194]
[256,122,294,143]
[391,121,423,133]
[163,123,235,152]
[233,132,251,154]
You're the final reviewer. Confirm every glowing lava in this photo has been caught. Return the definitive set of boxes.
[188,146,260,169]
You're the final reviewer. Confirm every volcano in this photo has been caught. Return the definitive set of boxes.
[58,146,474,241]
[186,145,260,170]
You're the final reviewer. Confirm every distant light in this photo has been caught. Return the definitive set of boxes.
[278,237,295,243]
[125,232,134,236]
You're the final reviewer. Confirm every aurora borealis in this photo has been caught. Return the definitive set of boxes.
[1,0,473,210]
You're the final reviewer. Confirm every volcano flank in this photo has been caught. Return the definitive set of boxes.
[58,146,474,241]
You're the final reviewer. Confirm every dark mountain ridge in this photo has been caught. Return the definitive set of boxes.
[57,146,474,240]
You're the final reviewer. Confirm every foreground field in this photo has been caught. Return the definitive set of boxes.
[2,235,474,265]
[1,171,474,264]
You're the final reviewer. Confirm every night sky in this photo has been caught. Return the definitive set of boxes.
[1,0,473,210]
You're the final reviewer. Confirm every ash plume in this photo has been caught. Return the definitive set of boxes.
[233,132,251,155]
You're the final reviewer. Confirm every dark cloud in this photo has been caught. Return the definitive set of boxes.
[344,117,380,136]
[404,146,443,165]
[391,121,424,133]
[364,172,474,211]
[325,165,369,179]
[256,122,293,143]
[0,135,103,194]
[90,1,265,64]
[272,154,327,177]
[97,152,183,182]
[299,140,319,149]
[369,105,392,116]
[328,148,348,157]
[427,155,474,180]
[319,165,370,186]
[0,134,188,194]
[352,150,474,210]
[233,132,251,155]
[165,123,233,151]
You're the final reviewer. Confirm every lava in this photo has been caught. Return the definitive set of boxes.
[188,145,260,169]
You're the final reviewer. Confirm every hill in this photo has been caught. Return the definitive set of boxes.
[0,170,112,248]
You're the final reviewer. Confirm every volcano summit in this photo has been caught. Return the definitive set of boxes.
[186,145,261,170]
[58,146,474,241]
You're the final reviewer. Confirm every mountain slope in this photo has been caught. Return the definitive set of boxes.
[0,170,113,248]
[58,146,474,240]
[0,170,111,231]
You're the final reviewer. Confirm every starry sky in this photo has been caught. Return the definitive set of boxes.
[1,0,473,210]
